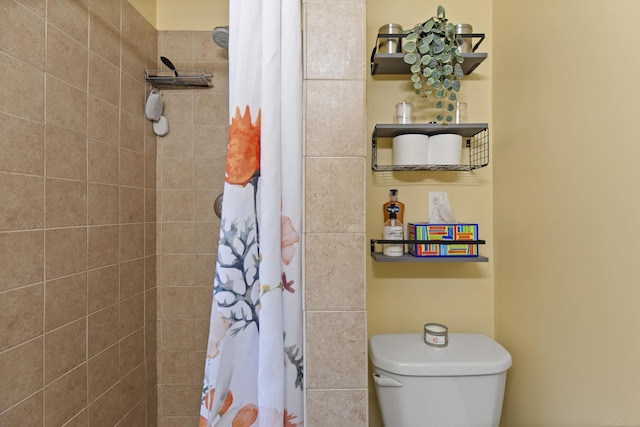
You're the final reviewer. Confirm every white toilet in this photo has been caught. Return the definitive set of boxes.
[370,333,512,427]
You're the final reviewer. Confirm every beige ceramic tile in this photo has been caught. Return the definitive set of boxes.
[120,258,144,300]
[89,0,121,30]
[306,79,366,157]
[45,272,87,331]
[0,53,44,123]
[16,0,47,17]
[87,344,119,403]
[120,223,145,261]
[119,328,144,376]
[194,156,224,189]
[120,186,145,223]
[162,93,194,126]
[0,284,43,353]
[305,157,365,233]
[145,221,156,258]
[121,72,144,118]
[44,318,87,384]
[88,183,119,225]
[123,0,156,57]
[305,233,365,311]
[193,221,218,254]
[0,172,44,231]
[161,223,194,254]
[88,140,119,184]
[194,190,216,221]
[193,254,214,287]
[121,35,146,84]
[145,256,157,290]
[87,382,120,427]
[120,293,144,337]
[89,10,120,66]
[88,95,120,145]
[160,318,194,352]
[62,409,88,427]
[306,311,367,389]
[307,389,368,427]
[145,189,156,223]
[45,227,87,279]
[87,225,119,269]
[160,31,195,62]
[162,158,193,189]
[145,156,157,190]
[46,23,88,90]
[0,338,43,412]
[45,178,87,227]
[44,364,88,427]
[0,390,44,427]
[161,190,194,221]
[45,125,87,180]
[87,265,119,314]
[194,93,227,126]
[0,230,44,292]
[160,384,200,417]
[119,400,146,426]
[161,126,194,158]
[192,287,213,319]
[46,75,87,135]
[88,52,120,106]
[193,31,221,63]
[194,125,227,158]
[161,287,194,319]
[88,304,119,357]
[305,2,366,80]
[120,110,145,153]
[160,255,194,287]
[0,113,44,175]
[119,364,146,416]
[160,351,193,384]
[120,148,145,188]
[0,1,45,70]
[47,0,89,46]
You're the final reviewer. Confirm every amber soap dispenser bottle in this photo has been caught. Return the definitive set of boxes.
[383,189,405,224]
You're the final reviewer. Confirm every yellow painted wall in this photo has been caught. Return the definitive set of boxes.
[366,1,493,426]
[493,0,640,425]
[128,0,157,27]
[156,0,229,30]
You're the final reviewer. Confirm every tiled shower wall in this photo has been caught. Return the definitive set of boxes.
[303,1,368,425]
[0,1,158,426]
[155,31,229,425]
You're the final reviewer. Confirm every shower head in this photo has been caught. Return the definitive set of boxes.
[212,26,229,49]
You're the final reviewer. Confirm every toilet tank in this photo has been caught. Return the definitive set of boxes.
[369,333,512,427]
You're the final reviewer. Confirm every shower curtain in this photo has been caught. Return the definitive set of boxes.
[199,0,303,426]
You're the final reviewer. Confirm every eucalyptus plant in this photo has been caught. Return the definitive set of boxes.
[403,5,464,124]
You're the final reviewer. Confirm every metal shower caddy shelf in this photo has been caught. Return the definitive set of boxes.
[371,123,489,171]
[145,69,213,89]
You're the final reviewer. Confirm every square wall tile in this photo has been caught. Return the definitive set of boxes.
[0,112,44,175]
[89,9,119,66]
[0,284,44,352]
[45,178,87,227]
[305,233,365,311]
[0,338,43,412]
[47,0,89,46]
[1,1,45,70]
[45,125,87,180]
[88,265,119,314]
[0,172,44,231]
[46,23,88,90]
[0,53,44,123]
[45,272,87,331]
[0,390,44,427]
[305,2,366,80]
[305,157,365,233]
[307,389,367,427]
[44,364,87,427]
[306,311,367,389]
[44,318,87,384]
[45,227,87,280]
[0,230,44,292]
[306,79,366,157]
[88,96,120,145]
[46,75,87,135]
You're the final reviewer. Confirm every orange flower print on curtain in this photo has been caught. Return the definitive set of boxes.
[226,106,261,187]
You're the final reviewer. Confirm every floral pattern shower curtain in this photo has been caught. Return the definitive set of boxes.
[199,0,303,426]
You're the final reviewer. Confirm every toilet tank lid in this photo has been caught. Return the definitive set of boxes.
[369,333,512,377]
